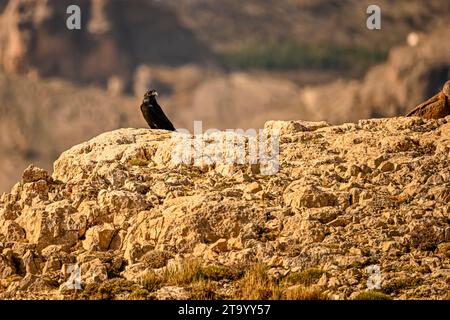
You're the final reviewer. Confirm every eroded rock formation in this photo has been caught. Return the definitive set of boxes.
[0,117,449,299]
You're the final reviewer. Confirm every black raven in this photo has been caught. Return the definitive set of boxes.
[140,89,176,131]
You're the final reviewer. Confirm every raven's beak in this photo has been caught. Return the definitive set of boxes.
[153,91,158,96]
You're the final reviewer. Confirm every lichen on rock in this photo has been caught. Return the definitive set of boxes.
[0,117,449,299]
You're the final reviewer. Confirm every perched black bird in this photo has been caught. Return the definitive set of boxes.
[140,89,176,131]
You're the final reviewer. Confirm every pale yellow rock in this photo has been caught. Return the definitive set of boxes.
[349,247,362,255]
[381,241,396,252]
[1,117,449,299]
[155,286,189,300]
[210,238,228,253]
[79,258,108,285]
[244,182,262,194]
[21,165,49,183]
[15,201,79,250]
[83,223,116,251]
[380,161,395,172]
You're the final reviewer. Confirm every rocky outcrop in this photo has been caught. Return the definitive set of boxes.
[1,0,450,198]
[0,117,449,299]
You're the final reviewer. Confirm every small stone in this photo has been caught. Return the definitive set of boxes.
[317,273,328,287]
[21,165,49,183]
[380,161,395,172]
[369,155,387,168]
[327,216,350,227]
[445,227,450,242]
[328,277,341,289]
[22,250,39,275]
[346,165,361,177]
[245,182,262,194]
[82,224,116,251]
[42,257,62,274]
[156,286,189,300]
[210,238,228,253]
[349,247,362,255]
[80,259,108,285]
[381,241,395,252]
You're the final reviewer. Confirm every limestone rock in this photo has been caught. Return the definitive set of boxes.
[0,117,449,299]
[83,224,116,252]
[155,286,189,300]
[79,259,108,285]
[0,253,16,279]
[21,165,50,183]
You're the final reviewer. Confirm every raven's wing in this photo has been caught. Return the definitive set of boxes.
[152,104,176,131]
[140,104,157,129]
[406,92,441,117]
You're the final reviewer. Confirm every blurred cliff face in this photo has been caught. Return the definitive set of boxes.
[1,0,449,93]
[0,0,449,192]
[0,0,212,90]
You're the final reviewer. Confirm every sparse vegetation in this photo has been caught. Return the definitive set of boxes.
[284,268,325,286]
[142,271,165,292]
[141,250,173,269]
[82,278,136,300]
[353,290,392,300]
[284,285,330,300]
[237,264,329,300]
[239,264,282,300]
[127,158,150,167]
[128,289,155,300]
[141,261,331,300]
[382,277,423,295]
[218,42,387,72]
[187,280,220,300]
[201,264,237,281]
[409,225,441,251]
[163,259,207,285]
[141,259,241,297]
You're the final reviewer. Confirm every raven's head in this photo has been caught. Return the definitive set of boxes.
[143,89,158,104]
[443,80,450,98]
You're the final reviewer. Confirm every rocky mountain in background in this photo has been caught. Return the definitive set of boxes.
[0,0,212,91]
[0,117,449,299]
[294,22,450,123]
[1,0,449,91]
[167,0,450,55]
[175,22,450,129]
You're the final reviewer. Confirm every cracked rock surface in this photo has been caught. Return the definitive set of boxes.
[0,117,449,299]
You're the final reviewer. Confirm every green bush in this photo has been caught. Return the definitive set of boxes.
[142,271,164,292]
[82,278,135,300]
[382,277,423,295]
[201,264,236,281]
[353,290,392,300]
[284,268,325,286]
[128,289,155,300]
[218,42,387,71]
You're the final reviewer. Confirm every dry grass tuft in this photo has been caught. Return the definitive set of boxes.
[284,285,330,300]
